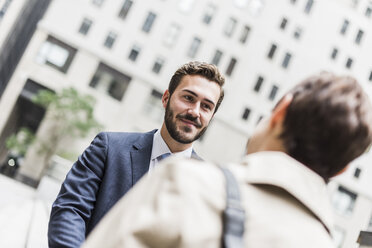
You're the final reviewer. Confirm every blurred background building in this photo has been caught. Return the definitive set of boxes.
[0,0,371,247]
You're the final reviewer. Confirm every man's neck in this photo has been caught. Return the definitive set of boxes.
[160,124,193,153]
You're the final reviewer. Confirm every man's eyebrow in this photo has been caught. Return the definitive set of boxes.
[182,89,216,106]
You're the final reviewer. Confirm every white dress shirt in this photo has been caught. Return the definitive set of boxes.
[148,130,193,172]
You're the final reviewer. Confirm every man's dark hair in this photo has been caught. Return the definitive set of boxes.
[279,72,372,181]
[168,61,225,113]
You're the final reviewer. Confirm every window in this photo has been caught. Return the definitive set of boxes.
[267,43,277,59]
[89,63,131,101]
[304,0,314,14]
[163,23,181,47]
[225,57,237,76]
[118,0,133,19]
[78,18,92,35]
[103,32,117,49]
[152,57,165,74]
[224,17,237,37]
[340,19,349,35]
[92,0,104,7]
[35,36,77,73]
[254,76,264,92]
[128,45,141,62]
[355,29,364,44]
[346,58,353,69]
[282,52,292,69]
[268,85,279,101]
[0,0,12,21]
[143,89,164,123]
[331,186,357,216]
[239,25,251,44]
[242,108,251,121]
[202,4,216,24]
[279,17,288,30]
[211,49,223,66]
[187,37,202,58]
[142,11,157,33]
[366,6,372,17]
[331,48,338,60]
[353,167,361,178]
[293,27,302,39]
[178,0,195,13]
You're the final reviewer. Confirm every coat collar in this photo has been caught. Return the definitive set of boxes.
[240,151,333,235]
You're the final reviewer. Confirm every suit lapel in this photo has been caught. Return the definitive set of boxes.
[130,130,156,185]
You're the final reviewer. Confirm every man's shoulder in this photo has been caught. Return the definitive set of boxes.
[96,129,157,145]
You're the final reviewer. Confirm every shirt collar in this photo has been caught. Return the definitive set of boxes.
[151,129,193,160]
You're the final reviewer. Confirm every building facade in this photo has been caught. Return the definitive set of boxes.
[0,0,372,247]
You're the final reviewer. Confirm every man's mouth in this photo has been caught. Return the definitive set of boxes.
[180,118,197,126]
[177,116,202,128]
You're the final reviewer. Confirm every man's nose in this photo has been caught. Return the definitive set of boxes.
[187,104,201,118]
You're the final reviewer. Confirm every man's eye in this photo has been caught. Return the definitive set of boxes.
[184,95,193,101]
[202,103,212,110]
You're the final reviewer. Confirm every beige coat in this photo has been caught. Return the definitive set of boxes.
[83,151,335,248]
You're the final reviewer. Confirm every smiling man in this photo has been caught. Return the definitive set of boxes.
[48,61,225,248]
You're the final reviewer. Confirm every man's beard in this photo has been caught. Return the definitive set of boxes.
[164,101,208,144]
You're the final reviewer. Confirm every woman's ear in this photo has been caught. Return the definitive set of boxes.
[270,94,293,129]
[333,165,350,177]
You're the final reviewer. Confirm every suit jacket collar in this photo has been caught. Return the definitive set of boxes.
[241,151,333,234]
[131,130,156,185]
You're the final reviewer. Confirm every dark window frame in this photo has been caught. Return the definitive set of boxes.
[89,62,132,101]
[254,76,264,92]
[211,49,223,66]
[225,57,237,76]
[118,0,133,19]
[239,25,251,44]
[128,45,141,62]
[103,31,117,49]
[267,43,277,59]
[78,18,93,35]
[39,36,77,73]
[242,108,251,121]
[346,57,353,69]
[142,11,157,33]
[187,37,202,58]
[280,17,288,30]
[268,85,279,101]
[152,57,165,74]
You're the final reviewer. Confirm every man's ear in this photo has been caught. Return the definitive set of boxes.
[270,94,293,128]
[162,90,170,108]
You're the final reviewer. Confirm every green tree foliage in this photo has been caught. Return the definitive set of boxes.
[32,87,102,139]
[5,87,103,175]
[5,127,35,157]
[32,87,103,171]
